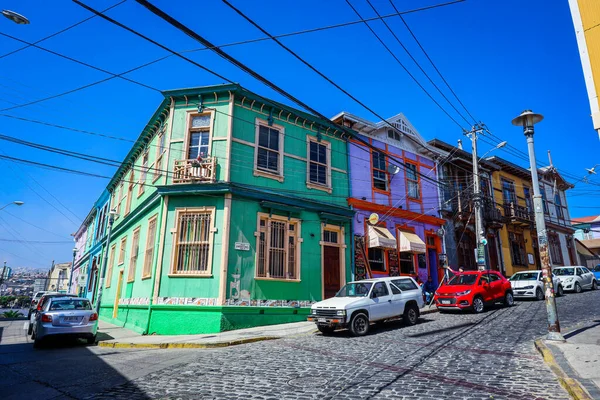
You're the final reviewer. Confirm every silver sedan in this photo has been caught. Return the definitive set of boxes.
[32,297,98,348]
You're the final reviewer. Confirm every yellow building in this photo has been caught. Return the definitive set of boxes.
[487,157,540,277]
[569,0,600,138]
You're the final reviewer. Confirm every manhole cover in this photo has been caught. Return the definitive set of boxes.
[287,377,328,388]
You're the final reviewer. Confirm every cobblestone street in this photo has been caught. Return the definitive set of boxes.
[80,289,599,400]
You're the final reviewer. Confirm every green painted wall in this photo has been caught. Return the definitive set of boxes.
[99,306,148,335]
[157,195,225,299]
[148,306,223,335]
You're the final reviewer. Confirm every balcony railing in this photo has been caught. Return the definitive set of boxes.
[503,202,533,225]
[173,157,217,184]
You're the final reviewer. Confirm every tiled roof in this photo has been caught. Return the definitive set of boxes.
[572,215,600,224]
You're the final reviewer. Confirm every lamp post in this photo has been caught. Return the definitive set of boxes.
[95,209,117,312]
[68,247,77,294]
[0,201,24,212]
[2,10,29,24]
[512,110,563,341]
[466,124,488,271]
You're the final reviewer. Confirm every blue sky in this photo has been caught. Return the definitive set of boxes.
[0,0,598,269]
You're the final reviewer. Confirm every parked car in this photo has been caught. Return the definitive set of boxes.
[28,293,78,335]
[592,265,600,281]
[308,277,424,336]
[434,271,513,313]
[31,297,98,348]
[28,291,51,318]
[509,270,564,300]
[553,266,598,293]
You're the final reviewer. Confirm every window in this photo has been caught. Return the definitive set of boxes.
[139,152,148,196]
[555,193,564,218]
[118,237,127,265]
[256,124,282,175]
[188,114,211,160]
[523,187,532,213]
[372,151,388,191]
[142,215,158,278]
[406,163,420,199]
[116,181,124,215]
[128,228,140,282]
[154,129,166,182]
[308,139,329,187]
[481,178,490,197]
[391,278,419,291]
[372,282,389,297]
[540,186,549,214]
[400,252,415,275]
[509,232,526,266]
[256,215,300,280]
[387,129,401,141]
[368,247,386,272]
[173,209,214,275]
[502,179,516,204]
[125,170,134,216]
[549,232,563,265]
[390,283,401,295]
[323,230,338,244]
[106,244,116,288]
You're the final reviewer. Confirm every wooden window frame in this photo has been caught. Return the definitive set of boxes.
[184,111,214,161]
[124,170,134,216]
[138,151,149,197]
[170,207,216,277]
[405,162,421,200]
[306,136,332,192]
[127,227,141,283]
[106,244,116,288]
[255,212,302,281]
[549,232,564,265]
[509,232,526,266]
[153,128,166,183]
[118,236,127,265]
[142,214,158,279]
[371,150,388,192]
[253,118,285,182]
[501,179,516,204]
[116,181,125,216]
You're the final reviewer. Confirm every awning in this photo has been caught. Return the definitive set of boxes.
[575,239,595,257]
[398,231,426,254]
[368,225,397,249]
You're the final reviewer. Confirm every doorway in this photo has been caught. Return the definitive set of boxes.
[113,270,124,319]
[487,234,500,271]
[428,248,439,286]
[323,246,341,299]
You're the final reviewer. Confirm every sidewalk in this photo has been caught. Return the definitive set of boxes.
[535,320,600,400]
[98,306,438,349]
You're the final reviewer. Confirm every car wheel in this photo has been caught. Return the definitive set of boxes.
[472,297,485,313]
[504,292,514,307]
[86,335,97,345]
[33,337,42,349]
[349,312,370,337]
[403,304,420,326]
[592,280,598,291]
[27,323,32,336]
[557,285,564,297]
[535,288,544,301]
[575,282,582,293]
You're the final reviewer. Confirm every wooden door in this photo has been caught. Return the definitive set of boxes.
[323,246,341,299]
[113,270,124,319]
[487,234,500,272]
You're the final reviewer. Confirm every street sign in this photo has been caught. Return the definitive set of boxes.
[234,242,250,251]
[78,274,88,287]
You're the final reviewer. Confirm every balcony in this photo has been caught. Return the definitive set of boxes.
[173,157,217,184]
[503,202,533,226]
[483,204,504,228]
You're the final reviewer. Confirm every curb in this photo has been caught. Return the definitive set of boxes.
[98,335,279,349]
[534,339,592,400]
[420,308,438,315]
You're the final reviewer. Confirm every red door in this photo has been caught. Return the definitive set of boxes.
[323,246,341,299]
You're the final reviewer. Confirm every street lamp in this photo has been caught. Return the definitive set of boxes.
[2,10,29,24]
[95,208,118,312]
[512,109,563,342]
[0,201,24,211]
[585,164,600,175]
[479,141,507,162]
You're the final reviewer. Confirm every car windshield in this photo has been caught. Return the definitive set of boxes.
[510,272,538,281]
[336,282,373,297]
[594,265,600,272]
[49,299,91,311]
[447,274,478,285]
[554,268,574,276]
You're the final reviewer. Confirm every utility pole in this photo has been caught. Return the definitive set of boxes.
[467,124,487,271]
[68,246,77,294]
[95,209,117,312]
[512,110,563,341]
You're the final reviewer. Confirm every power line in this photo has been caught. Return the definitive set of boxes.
[3,210,72,240]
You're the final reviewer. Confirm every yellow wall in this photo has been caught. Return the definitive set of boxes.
[490,171,538,277]
[577,0,600,103]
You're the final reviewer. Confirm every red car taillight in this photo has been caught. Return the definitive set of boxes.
[89,313,98,322]
[41,314,52,322]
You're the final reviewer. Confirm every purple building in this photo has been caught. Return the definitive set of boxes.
[332,112,446,285]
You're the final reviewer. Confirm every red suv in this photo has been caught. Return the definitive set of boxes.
[434,271,514,313]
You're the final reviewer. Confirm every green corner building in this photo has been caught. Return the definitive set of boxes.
[91,84,353,335]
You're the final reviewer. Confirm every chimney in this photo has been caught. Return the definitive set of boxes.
[457,139,463,150]
[547,150,554,167]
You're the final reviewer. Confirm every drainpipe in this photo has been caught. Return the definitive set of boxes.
[144,196,167,335]
[347,139,355,280]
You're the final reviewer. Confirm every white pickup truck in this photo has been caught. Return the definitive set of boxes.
[308,277,424,336]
